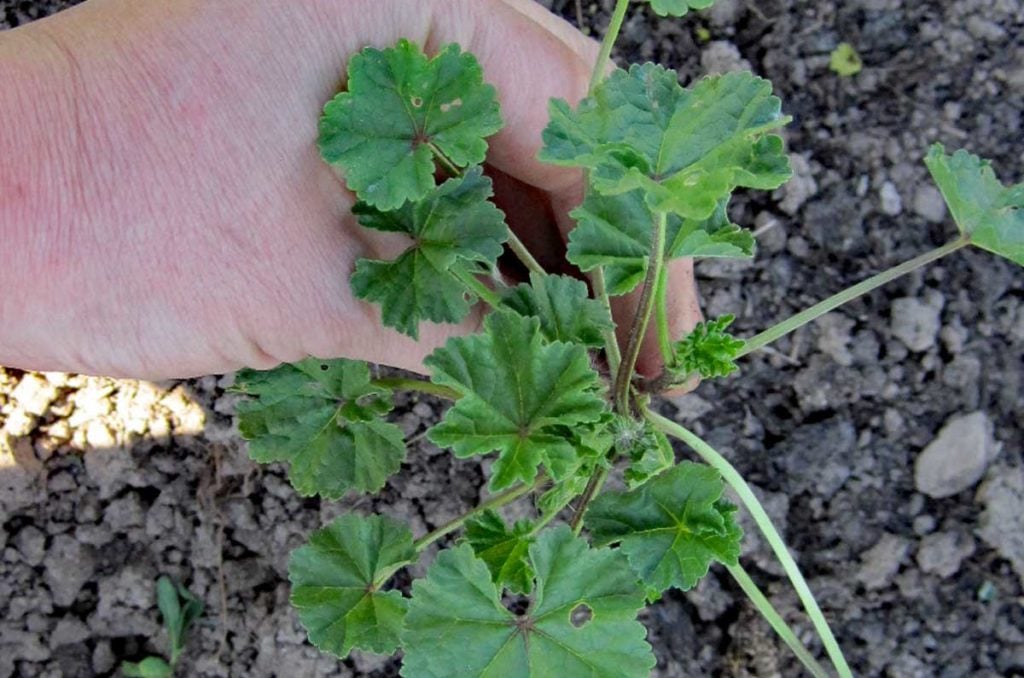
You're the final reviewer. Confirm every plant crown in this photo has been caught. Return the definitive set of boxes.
[233,2,1023,675]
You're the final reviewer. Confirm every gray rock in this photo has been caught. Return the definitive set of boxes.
[91,641,116,675]
[891,297,941,352]
[857,533,911,590]
[10,373,59,417]
[914,412,997,498]
[912,184,948,223]
[700,41,751,75]
[13,526,47,566]
[0,628,50,663]
[83,446,137,499]
[778,153,818,215]
[44,535,96,607]
[916,531,975,578]
[104,492,145,532]
[976,466,1024,585]
[50,617,90,648]
[879,181,903,216]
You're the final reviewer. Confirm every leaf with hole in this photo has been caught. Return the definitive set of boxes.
[289,514,417,658]
[542,64,791,221]
[402,526,655,677]
[319,39,502,210]
[569,189,754,295]
[425,312,608,491]
[586,461,742,595]
[925,143,1023,267]
[350,169,509,338]
[235,359,405,499]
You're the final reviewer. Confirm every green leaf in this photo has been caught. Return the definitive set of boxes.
[569,189,753,295]
[925,143,1024,267]
[463,510,535,594]
[586,461,742,594]
[668,314,745,380]
[402,527,655,677]
[542,64,791,221]
[319,39,502,210]
[829,43,863,77]
[647,0,716,17]
[289,514,417,658]
[536,417,615,516]
[121,657,173,678]
[156,576,202,661]
[425,312,608,491]
[500,272,614,347]
[350,169,509,338]
[611,418,675,489]
[235,359,406,499]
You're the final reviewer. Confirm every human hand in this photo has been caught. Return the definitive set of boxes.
[0,0,701,380]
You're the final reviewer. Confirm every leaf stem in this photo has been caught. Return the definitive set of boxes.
[426,141,462,178]
[592,267,622,377]
[645,408,853,678]
[615,211,667,414]
[453,267,503,309]
[569,467,609,535]
[505,231,547,276]
[738,237,968,358]
[588,0,631,93]
[654,263,673,365]
[372,377,458,401]
[726,563,832,678]
[413,479,541,552]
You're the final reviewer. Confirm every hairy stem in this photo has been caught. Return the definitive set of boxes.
[569,467,609,535]
[592,267,622,377]
[739,237,968,358]
[588,0,631,93]
[372,377,458,401]
[727,563,832,678]
[453,267,502,309]
[427,141,462,178]
[654,264,673,364]
[615,211,667,413]
[506,231,547,275]
[645,409,853,678]
[412,479,541,553]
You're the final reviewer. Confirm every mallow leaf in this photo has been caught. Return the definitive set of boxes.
[610,417,675,489]
[924,143,1024,267]
[402,527,655,677]
[501,272,614,347]
[289,514,417,658]
[235,359,405,499]
[542,64,791,220]
[647,0,716,17]
[463,510,535,594]
[570,189,753,295]
[586,461,742,594]
[350,169,508,338]
[425,312,608,491]
[319,39,502,210]
[668,314,745,381]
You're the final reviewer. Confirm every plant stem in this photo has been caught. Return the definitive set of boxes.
[592,267,622,377]
[372,377,458,401]
[569,467,609,535]
[453,267,503,309]
[412,479,540,553]
[427,141,461,178]
[615,211,667,414]
[506,231,547,275]
[589,0,631,93]
[654,264,673,364]
[738,237,968,358]
[727,563,832,678]
[645,409,853,678]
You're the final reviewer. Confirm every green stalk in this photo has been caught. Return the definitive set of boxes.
[727,563,832,678]
[372,377,458,401]
[453,267,502,309]
[645,409,853,678]
[588,0,631,93]
[615,211,667,413]
[569,467,609,536]
[592,267,622,377]
[506,231,547,276]
[738,237,968,358]
[654,264,673,364]
[411,479,540,553]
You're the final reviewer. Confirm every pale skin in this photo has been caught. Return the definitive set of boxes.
[0,0,701,381]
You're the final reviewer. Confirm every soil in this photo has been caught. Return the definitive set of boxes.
[2,0,1023,676]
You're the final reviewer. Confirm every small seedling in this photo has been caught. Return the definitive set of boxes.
[233,1,1021,676]
[830,42,863,77]
[121,576,203,678]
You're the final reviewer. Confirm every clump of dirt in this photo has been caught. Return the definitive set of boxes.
[3,1,1023,676]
